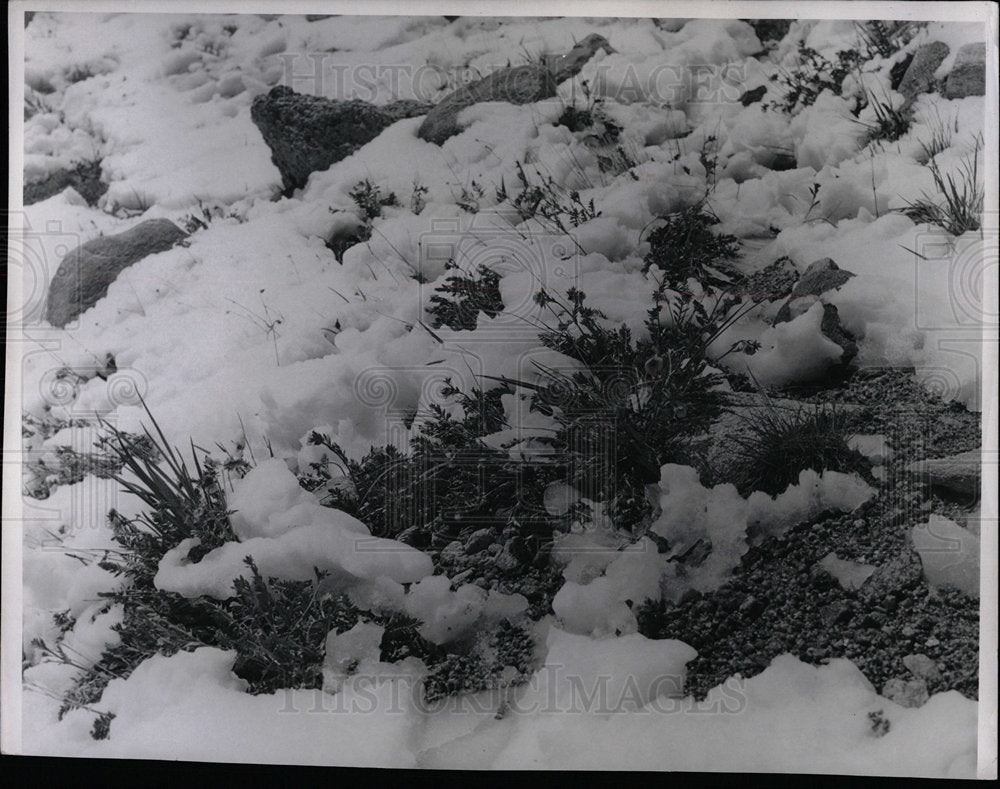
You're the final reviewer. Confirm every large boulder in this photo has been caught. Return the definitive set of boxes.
[897,41,950,100]
[251,86,431,193]
[45,219,188,328]
[944,42,986,98]
[418,34,613,145]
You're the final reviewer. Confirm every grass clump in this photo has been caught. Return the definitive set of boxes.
[903,134,984,236]
[726,401,870,496]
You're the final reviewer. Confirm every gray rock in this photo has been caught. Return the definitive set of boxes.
[774,259,858,362]
[905,449,980,497]
[251,85,431,192]
[859,546,923,602]
[45,219,188,328]
[882,677,929,708]
[418,35,611,145]
[774,258,855,323]
[546,33,615,84]
[944,42,986,99]
[465,528,496,554]
[418,63,557,145]
[898,41,950,100]
[903,653,941,682]
[790,258,856,301]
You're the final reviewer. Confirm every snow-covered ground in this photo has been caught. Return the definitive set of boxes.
[7,8,994,776]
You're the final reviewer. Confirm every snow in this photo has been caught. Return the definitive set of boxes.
[652,464,875,598]
[21,633,978,776]
[13,10,990,775]
[911,515,980,598]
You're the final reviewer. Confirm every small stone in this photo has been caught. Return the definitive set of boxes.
[903,653,941,681]
[925,637,940,647]
[882,677,930,708]
[465,528,496,554]
[739,85,767,106]
[739,596,766,621]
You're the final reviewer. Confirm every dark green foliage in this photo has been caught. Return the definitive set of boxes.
[349,178,399,222]
[642,204,741,290]
[496,161,600,230]
[727,402,871,496]
[765,45,864,114]
[24,160,107,207]
[427,262,504,330]
[855,21,925,60]
[423,621,535,703]
[90,712,115,740]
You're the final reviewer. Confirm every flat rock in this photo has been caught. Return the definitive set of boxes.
[898,41,950,99]
[547,33,615,84]
[903,653,941,682]
[45,219,188,328]
[944,42,986,99]
[251,86,431,192]
[905,449,980,497]
[791,258,856,301]
[418,35,611,145]
[859,545,923,602]
[418,63,557,145]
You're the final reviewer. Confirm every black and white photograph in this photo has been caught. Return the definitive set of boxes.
[3,0,997,777]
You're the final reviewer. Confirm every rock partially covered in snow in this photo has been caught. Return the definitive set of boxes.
[859,547,924,602]
[251,85,431,192]
[898,41,950,100]
[418,34,611,145]
[817,553,876,591]
[944,42,986,98]
[882,676,930,708]
[774,258,858,365]
[547,33,615,83]
[45,218,188,327]
[418,64,557,145]
[906,450,981,499]
[911,515,979,598]
[775,258,856,322]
